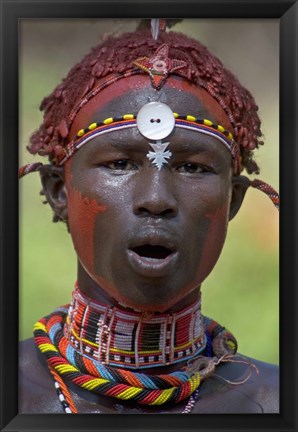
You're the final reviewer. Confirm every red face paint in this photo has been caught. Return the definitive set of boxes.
[196,201,230,282]
[69,75,150,141]
[64,161,107,274]
[148,206,229,312]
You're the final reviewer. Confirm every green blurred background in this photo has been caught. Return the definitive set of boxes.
[19,19,279,365]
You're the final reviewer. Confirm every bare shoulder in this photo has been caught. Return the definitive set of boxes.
[19,338,63,413]
[245,356,279,412]
[192,355,279,414]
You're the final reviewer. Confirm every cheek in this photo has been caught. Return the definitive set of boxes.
[157,193,231,307]
[65,162,107,273]
[195,201,230,282]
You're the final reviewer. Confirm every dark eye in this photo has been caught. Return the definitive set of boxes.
[176,163,205,174]
[106,160,137,171]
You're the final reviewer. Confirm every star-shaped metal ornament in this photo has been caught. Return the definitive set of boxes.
[147,141,172,170]
[133,44,187,90]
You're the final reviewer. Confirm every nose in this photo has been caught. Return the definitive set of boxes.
[133,167,178,218]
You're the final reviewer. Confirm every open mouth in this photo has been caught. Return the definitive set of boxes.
[127,241,178,277]
[131,245,173,260]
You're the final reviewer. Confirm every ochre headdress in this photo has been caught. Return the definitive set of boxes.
[19,19,279,210]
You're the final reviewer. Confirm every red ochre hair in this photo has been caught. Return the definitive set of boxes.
[28,25,263,175]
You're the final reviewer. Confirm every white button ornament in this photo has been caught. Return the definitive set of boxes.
[136,102,175,141]
[137,102,175,170]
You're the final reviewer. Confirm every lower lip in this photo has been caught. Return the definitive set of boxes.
[126,250,179,278]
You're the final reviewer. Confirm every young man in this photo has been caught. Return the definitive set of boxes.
[19,20,279,414]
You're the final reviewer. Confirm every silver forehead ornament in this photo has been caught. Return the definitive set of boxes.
[136,102,175,170]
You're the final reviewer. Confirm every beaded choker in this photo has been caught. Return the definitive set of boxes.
[33,286,238,413]
[64,288,206,370]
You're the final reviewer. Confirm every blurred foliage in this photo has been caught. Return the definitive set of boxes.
[19,19,279,365]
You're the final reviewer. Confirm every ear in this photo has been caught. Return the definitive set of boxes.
[39,164,68,223]
[229,175,250,221]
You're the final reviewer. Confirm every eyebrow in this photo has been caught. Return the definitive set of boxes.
[107,140,147,154]
[170,141,222,155]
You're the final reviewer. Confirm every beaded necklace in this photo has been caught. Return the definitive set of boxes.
[34,287,238,414]
[64,287,206,369]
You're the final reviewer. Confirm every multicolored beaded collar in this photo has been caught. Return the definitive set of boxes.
[64,287,206,369]
[33,286,239,413]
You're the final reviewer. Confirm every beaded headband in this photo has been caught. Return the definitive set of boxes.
[58,101,238,172]
[18,100,279,210]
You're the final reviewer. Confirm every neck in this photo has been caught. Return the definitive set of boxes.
[77,262,202,313]
[64,284,206,371]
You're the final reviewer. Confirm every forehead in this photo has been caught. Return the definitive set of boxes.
[69,75,233,140]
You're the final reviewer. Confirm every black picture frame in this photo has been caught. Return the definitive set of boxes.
[1,1,297,431]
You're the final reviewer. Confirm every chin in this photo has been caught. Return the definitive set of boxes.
[115,283,199,313]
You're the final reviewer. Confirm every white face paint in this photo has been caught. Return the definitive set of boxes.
[136,102,175,169]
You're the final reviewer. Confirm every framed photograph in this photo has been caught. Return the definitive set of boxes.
[1,1,297,431]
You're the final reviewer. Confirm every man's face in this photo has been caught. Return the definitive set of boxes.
[64,76,234,312]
